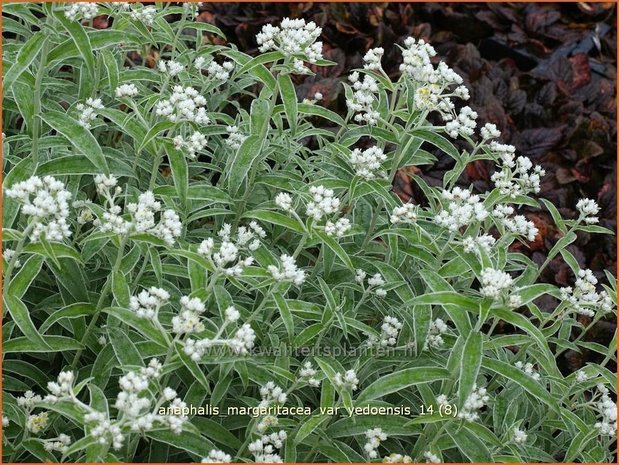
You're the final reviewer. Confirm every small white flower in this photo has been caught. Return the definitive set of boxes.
[434,187,488,232]
[129,287,170,320]
[513,427,528,444]
[76,97,104,129]
[128,5,157,26]
[115,83,138,99]
[202,450,232,463]
[424,319,448,350]
[480,123,501,140]
[297,361,320,387]
[363,428,387,459]
[17,391,42,409]
[575,370,588,383]
[158,60,185,77]
[25,412,49,434]
[480,268,513,299]
[3,248,21,269]
[225,125,248,150]
[333,369,359,391]
[457,384,489,422]
[5,176,72,242]
[514,361,541,381]
[275,192,294,212]
[346,72,380,125]
[155,86,209,124]
[324,218,351,238]
[390,203,417,224]
[349,146,387,180]
[256,17,323,68]
[65,2,98,21]
[306,185,340,221]
[576,198,600,224]
[268,254,305,286]
[363,47,384,70]
[424,451,441,463]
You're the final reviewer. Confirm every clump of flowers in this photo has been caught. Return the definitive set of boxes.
[76,97,104,128]
[5,176,72,242]
[363,428,387,459]
[155,86,209,124]
[560,268,614,317]
[349,146,387,180]
[248,430,287,463]
[334,369,359,391]
[514,361,541,381]
[457,384,489,422]
[434,187,488,232]
[346,71,380,125]
[65,2,98,21]
[424,319,449,350]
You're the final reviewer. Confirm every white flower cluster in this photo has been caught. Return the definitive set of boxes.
[355,269,387,298]
[575,370,589,383]
[399,38,436,82]
[173,131,207,159]
[479,268,514,299]
[45,366,186,450]
[25,412,49,434]
[363,428,387,459]
[509,427,527,444]
[462,234,496,254]
[184,315,256,360]
[2,248,21,269]
[5,176,72,242]
[349,146,387,180]
[384,453,412,463]
[198,222,265,277]
[457,384,489,422]
[256,18,323,72]
[115,83,138,99]
[268,254,306,286]
[275,192,294,212]
[43,434,72,454]
[480,123,501,140]
[65,2,98,21]
[576,198,600,224]
[172,296,207,335]
[45,371,75,403]
[130,287,170,320]
[324,218,351,238]
[249,430,287,463]
[259,382,288,408]
[491,147,545,198]
[76,97,104,129]
[306,185,341,221]
[369,316,402,347]
[514,361,541,381]
[17,390,42,409]
[225,125,248,150]
[424,451,441,463]
[297,361,320,387]
[390,203,417,224]
[434,187,488,232]
[346,72,380,125]
[424,318,448,350]
[158,59,185,77]
[333,369,359,391]
[94,178,182,245]
[492,205,538,242]
[155,86,209,124]
[445,106,477,138]
[559,269,614,317]
[128,5,157,26]
[363,47,384,70]
[202,450,232,463]
[195,57,235,81]
[594,384,617,436]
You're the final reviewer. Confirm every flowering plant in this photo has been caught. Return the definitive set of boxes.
[2,2,616,463]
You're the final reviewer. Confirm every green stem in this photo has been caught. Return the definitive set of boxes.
[30,35,51,168]
[71,235,128,368]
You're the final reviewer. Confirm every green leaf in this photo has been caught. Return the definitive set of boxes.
[23,241,83,263]
[297,103,346,127]
[3,31,45,90]
[4,336,83,353]
[104,307,168,347]
[4,295,49,348]
[108,327,143,367]
[243,210,304,234]
[458,332,483,406]
[8,254,44,299]
[446,422,492,462]
[41,303,96,333]
[42,110,109,174]
[274,294,294,343]
[174,341,209,391]
[278,73,298,134]
[112,270,130,307]
[166,142,189,211]
[314,230,354,272]
[481,358,560,413]
[356,367,450,403]
[227,135,263,198]
[55,9,95,80]
[146,430,215,458]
